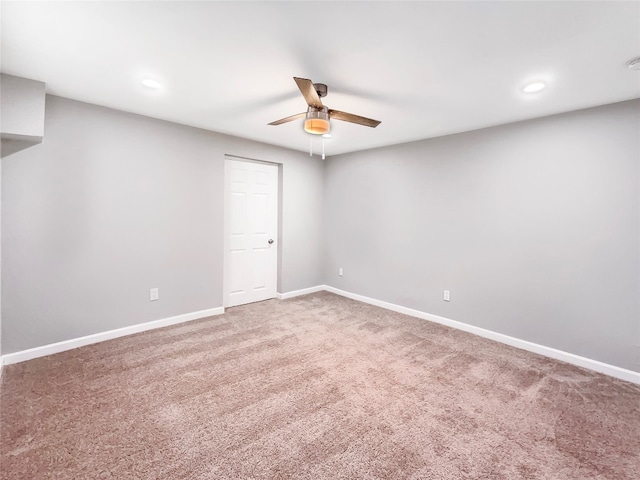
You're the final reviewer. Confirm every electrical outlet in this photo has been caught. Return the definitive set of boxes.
[443,290,450,302]
[150,288,159,301]
[338,267,343,277]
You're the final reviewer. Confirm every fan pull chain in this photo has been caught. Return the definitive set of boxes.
[310,138,313,157]
[322,139,325,160]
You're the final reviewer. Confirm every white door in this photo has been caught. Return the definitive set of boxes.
[224,159,278,307]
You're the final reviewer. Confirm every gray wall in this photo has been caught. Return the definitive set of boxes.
[0,157,2,357]
[324,100,640,372]
[2,95,324,353]
[4,92,639,374]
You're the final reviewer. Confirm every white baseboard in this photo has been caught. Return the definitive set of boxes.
[276,285,326,300]
[4,286,638,385]
[1,306,225,366]
[324,286,640,385]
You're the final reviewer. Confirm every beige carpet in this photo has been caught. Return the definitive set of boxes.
[1,292,639,479]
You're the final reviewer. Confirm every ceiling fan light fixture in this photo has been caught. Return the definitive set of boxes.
[304,107,330,135]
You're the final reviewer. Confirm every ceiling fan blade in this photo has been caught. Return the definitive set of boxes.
[328,109,381,128]
[268,112,306,126]
[294,77,323,108]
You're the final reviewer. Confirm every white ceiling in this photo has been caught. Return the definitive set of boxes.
[2,1,639,156]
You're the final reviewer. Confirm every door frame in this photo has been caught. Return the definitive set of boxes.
[223,155,281,308]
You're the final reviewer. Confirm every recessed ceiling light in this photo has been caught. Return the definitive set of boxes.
[627,57,640,71]
[322,133,332,138]
[141,78,162,89]
[523,82,546,93]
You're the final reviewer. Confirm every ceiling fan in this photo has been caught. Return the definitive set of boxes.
[268,77,381,135]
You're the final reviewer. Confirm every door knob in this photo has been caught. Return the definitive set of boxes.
[268,239,274,244]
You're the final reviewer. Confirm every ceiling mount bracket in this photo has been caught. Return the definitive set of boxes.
[314,83,328,98]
